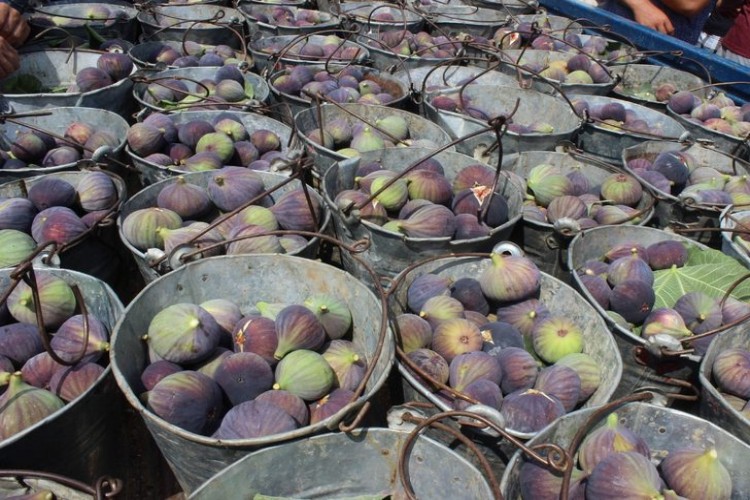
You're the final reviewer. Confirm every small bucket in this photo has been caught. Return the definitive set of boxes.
[0,49,136,118]
[188,428,494,499]
[357,34,483,72]
[332,2,425,33]
[321,147,524,286]
[110,254,395,494]
[610,63,709,110]
[0,470,119,499]
[294,103,454,176]
[137,5,246,47]
[0,266,124,483]
[28,2,139,43]
[0,107,130,183]
[720,206,750,268]
[419,5,521,37]
[248,34,370,73]
[117,169,331,283]
[504,12,583,35]
[128,40,253,70]
[501,149,655,280]
[239,4,341,37]
[501,401,750,499]
[125,109,293,185]
[698,320,750,445]
[623,140,750,245]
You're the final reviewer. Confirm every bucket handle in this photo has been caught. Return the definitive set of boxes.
[0,470,122,499]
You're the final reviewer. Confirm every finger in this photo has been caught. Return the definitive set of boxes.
[0,56,17,79]
[11,22,29,46]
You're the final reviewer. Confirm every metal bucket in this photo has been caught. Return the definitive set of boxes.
[501,149,655,280]
[110,254,395,494]
[0,49,136,117]
[248,34,370,73]
[464,0,537,15]
[623,140,750,245]
[137,5,246,47]
[567,225,720,398]
[188,428,494,499]
[28,2,139,43]
[128,40,253,70]
[117,169,331,283]
[389,254,622,439]
[418,5,512,38]
[268,64,410,126]
[321,147,524,285]
[421,84,582,159]
[126,109,293,185]
[666,103,750,160]
[294,103,454,176]
[239,4,341,37]
[610,63,709,110]
[0,266,124,483]
[698,319,750,445]
[573,94,687,162]
[0,107,130,183]
[332,2,425,33]
[501,401,750,499]
[720,207,750,268]
[504,12,583,35]
[357,34,481,72]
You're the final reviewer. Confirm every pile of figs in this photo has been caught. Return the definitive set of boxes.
[522,162,649,227]
[397,253,603,434]
[518,411,735,498]
[668,91,750,139]
[571,97,665,136]
[616,80,681,103]
[0,275,111,440]
[0,171,121,267]
[255,35,364,62]
[127,112,287,173]
[512,52,612,86]
[334,159,512,240]
[132,41,249,68]
[710,346,750,419]
[365,30,461,60]
[141,295,368,438]
[243,5,336,28]
[120,169,323,257]
[30,5,130,28]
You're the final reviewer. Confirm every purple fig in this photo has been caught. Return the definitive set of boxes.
[146,303,222,364]
[607,254,654,287]
[322,340,367,391]
[448,351,502,392]
[556,352,601,402]
[10,132,48,162]
[75,67,113,92]
[545,195,587,223]
[652,151,690,187]
[669,90,700,114]
[193,347,231,379]
[156,178,212,220]
[140,360,182,391]
[215,398,299,439]
[146,370,223,435]
[610,280,655,325]
[50,314,109,364]
[178,120,214,150]
[270,188,322,232]
[0,323,43,367]
[214,352,274,405]
[7,274,75,329]
[49,362,105,402]
[479,253,541,303]
[395,313,432,353]
[500,388,565,434]
[27,178,76,211]
[76,171,118,212]
[453,378,503,411]
[579,274,611,310]
[646,240,688,270]
[496,298,550,337]
[712,348,750,398]
[494,346,538,393]
[255,389,309,427]
[519,461,586,500]
[405,348,449,390]
[0,198,37,232]
[605,242,647,262]
[454,213,492,240]
[452,164,494,192]
[0,372,64,440]
[641,307,692,341]
[450,277,490,316]
[480,321,525,353]
[534,364,581,411]
[273,305,326,360]
[31,206,87,245]
[207,167,265,212]
[418,295,464,329]
[406,274,451,313]
[660,447,732,499]
[578,412,650,472]
[673,292,722,334]
[586,451,662,499]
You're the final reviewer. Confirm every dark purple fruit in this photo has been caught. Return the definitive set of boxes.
[607,255,654,287]
[214,399,297,439]
[651,151,690,187]
[496,298,550,337]
[578,412,650,472]
[494,346,538,393]
[20,352,63,389]
[50,314,109,364]
[610,280,655,325]
[646,240,688,270]
[712,348,750,398]
[214,352,274,405]
[255,389,309,427]
[0,198,37,232]
[586,451,662,499]
[405,348,449,390]
[406,273,451,313]
[0,323,43,367]
[27,178,77,211]
[500,388,566,434]
[49,361,105,402]
[77,171,118,212]
[75,67,113,92]
[273,305,326,360]
[448,351,501,392]
[232,315,278,365]
[673,292,722,334]
[579,274,611,310]
[518,461,586,500]
[31,206,87,245]
[207,167,265,212]
[450,277,490,315]
[453,378,503,411]
[146,370,224,435]
[140,360,182,391]
[533,365,581,411]
[395,313,432,353]
[309,388,355,425]
[269,188,322,232]
[480,322,525,353]
[127,123,166,158]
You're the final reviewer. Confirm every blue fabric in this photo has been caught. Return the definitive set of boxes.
[600,0,715,44]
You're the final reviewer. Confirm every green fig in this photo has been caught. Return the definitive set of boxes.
[146,303,222,364]
[303,294,352,340]
[322,339,367,391]
[273,349,334,401]
[0,229,36,268]
[479,253,541,303]
[661,447,732,500]
[0,372,64,440]
[7,274,76,329]
[531,316,584,363]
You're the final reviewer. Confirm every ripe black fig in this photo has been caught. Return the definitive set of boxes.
[214,352,274,405]
[146,370,224,435]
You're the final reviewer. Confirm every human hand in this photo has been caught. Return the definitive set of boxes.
[0,36,19,78]
[0,3,29,47]
[631,0,675,34]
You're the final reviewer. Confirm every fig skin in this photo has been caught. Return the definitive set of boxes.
[146,370,224,436]
[406,273,451,313]
[214,352,274,405]
[0,323,44,367]
[308,388,356,425]
[273,349,334,401]
[0,372,65,440]
[555,352,601,402]
[712,348,750,398]
[140,360,182,391]
[480,321,525,353]
[448,351,502,392]
[579,274,611,310]
[578,412,650,473]
[27,178,77,211]
[146,303,223,365]
[77,171,119,212]
[494,346,538,394]
[453,378,503,410]
[607,255,654,288]
[431,318,483,363]
[156,178,213,220]
[660,447,732,500]
[7,274,76,329]
[255,389,309,427]
[213,399,297,440]
[232,315,278,365]
[21,352,64,389]
[673,292,722,334]
[0,197,37,232]
[49,362,105,402]
[585,451,663,500]
[321,340,367,391]
[609,279,655,325]
[303,294,352,341]
[121,207,183,251]
[269,188,323,233]
[273,304,326,360]
[450,277,490,316]
[496,298,551,337]
[533,364,582,411]
[395,313,432,353]
[479,253,541,303]
[518,461,586,500]
[646,240,688,270]
[50,313,110,364]
[405,348,449,390]
[418,295,464,329]
[500,388,565,434]
[531,316,584,364]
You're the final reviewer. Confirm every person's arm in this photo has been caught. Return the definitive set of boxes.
[0,35,19,78]
[660,0,712,17]
[0,0,28,47]
[621,0,676,33]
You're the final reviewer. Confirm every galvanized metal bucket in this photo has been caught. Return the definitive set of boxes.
[610,63,709,110]
[239,4,342,37]
[268,64,410,126]
[573,94,687,162]
[137,5,246,47]
[698,320,750,445]
[357,33,483,72]
[421,84,582,158]
[28,1,139,43]
[720,206,750,268]
[501,149,655,280]
[110,254,395,494]
[623,140,750,245]
[128,40,254,70]
[0,49,136,117]
[188,428,494,499]
[505,12,583,34]
[0,470,120,499]
[117,169,331,282]
[294,103,454,176]
[464,0,537,15]
[501,401,750,499]
[0,107,130,183]
[248,33,370,73]
[389,253,622,439]
[126,109,294,185]
[567,225,719,398]
[0,266,124,483]
[321,147,524,285]
[666,104,750,161]
[332,2,425,33]
[418,5,512,38]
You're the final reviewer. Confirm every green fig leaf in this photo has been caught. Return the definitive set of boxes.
[653,260,750,309]
[684,244,741,266]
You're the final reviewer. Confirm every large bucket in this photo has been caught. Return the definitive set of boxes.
[567,225,742,399]
[389,253,622,440]
[332,2,425,33]
[573,94,687,162]
[666,99,750,160]
[623,140,750,245]
[421,84,582,159]
[610,63,709,110]
[117,169,331,283]
[0,49,136,118]
[110,254,395,494]
[248,34,370,73]
[501,149,655,280]
[126,109,294,185]
[239,4,341,37]
[357,34,482,72]
[322,147,524,285]
[720,206,750,268]
[418,5,517,38]
[189,428,494,499]
[501,401,750,499]
[0,266,124,484]
[294,103,454,176]
[28,2,139,43]
[136,5,246,47]
[0,107,130,183]
[128,40,253,70]
[0,470,117,499]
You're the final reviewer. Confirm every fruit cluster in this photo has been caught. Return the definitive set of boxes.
[669,90,750,139]
[245,5,335,27]
[366,30,460,59]
[257,35,364,62]
[711,347,750,418]
[517,52,611,86]
[136,42,248,68]
[572,98,663,135]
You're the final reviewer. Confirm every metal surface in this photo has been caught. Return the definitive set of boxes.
[110,254,395,494]
[464,0,536,14]
[322,147,524,285]
[610,63,709,110]
[573,94,687,161]
[28,2,139,43]
[294,102,454,176]
[0,267,124,483]
[137,5,246,47]
[698,321,750,445]
[501,150,655,279]
[239,4,341,37]
[188,428,493,499]
[501,402,750,499]
[126,109,293,185]
[389,254,623,439]
[0,107,130,183]
[418,5,512,38]
[333,2,425,33]
[720,207,750,269]
[0,49,135,117]
[117,170,331,282]
[248,34,370,73]
[421,84,582,158]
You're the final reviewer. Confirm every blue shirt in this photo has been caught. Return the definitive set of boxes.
[600,0,715,44]
[0,0,28,13]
